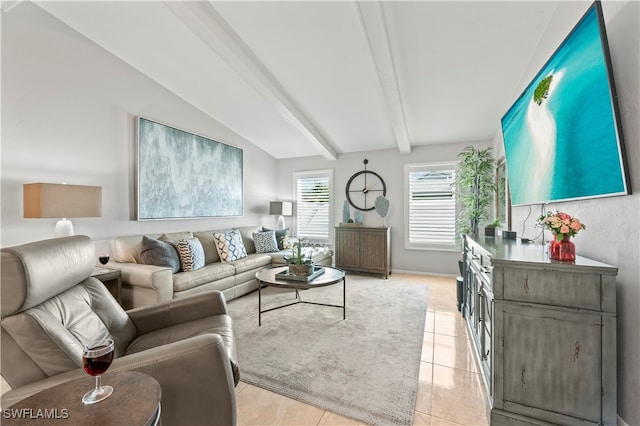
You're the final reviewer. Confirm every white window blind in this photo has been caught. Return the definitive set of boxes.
[294,171,332,241]
[405,163,457,249]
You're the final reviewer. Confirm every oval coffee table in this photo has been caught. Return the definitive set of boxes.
[255,265,346,326]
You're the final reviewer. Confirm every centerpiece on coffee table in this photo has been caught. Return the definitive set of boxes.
[279,238,325,281]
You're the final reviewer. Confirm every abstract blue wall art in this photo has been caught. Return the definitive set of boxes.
[137,117,243,219]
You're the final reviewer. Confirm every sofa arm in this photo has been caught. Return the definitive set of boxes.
[1,335,237,426]
[127,291,229,335]
[108,262,173,304]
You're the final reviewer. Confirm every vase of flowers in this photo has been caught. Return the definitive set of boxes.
[284,238,315,276]
[537,211,586,261]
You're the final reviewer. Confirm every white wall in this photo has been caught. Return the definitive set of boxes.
[275,141,492,276]
[493,1,640,423]
[1,2,279,248]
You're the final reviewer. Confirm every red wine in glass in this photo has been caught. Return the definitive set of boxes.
[82,339,115,404]
[98,255,110,272]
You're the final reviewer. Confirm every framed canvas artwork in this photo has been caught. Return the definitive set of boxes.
[137,117,243,219]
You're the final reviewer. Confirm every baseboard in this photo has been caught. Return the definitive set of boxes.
[618,414,629,426]
[390,269,457,279]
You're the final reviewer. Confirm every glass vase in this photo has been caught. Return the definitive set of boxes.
[549,235,576,261]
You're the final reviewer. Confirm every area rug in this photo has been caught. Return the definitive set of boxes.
[227,274,429,426]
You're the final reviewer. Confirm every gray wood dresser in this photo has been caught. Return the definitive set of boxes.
[462,234,617,426]
[335,226,390,278]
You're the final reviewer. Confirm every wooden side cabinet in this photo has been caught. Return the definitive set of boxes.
[463,235,617,426]
[335,226,390,278]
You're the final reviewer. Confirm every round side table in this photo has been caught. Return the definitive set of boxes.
[3,371,161,426]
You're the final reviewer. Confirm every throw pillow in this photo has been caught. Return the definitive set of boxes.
[213,229,248,263]
[139,235,180,273]
[252,230,279,253]
[261,227,289,250]
[176,237,206,272]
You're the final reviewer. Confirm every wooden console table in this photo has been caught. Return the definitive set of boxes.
[3,371,161,426]
[463,234,617,426]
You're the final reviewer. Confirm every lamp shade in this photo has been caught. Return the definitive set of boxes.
[24,183,102,218]
[269,201,292,216]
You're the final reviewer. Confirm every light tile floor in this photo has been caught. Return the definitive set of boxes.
[236,274,491,426]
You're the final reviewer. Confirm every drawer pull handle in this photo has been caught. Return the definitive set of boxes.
[524,276,529,294]
[483,350,490,360]
[573,341,580,362]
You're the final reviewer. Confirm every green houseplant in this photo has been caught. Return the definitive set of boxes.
[484,218,500,237]
[457,146,497,237]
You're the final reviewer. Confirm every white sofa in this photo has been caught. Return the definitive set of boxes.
[108,225,333,309]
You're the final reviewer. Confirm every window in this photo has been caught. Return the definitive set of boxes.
[294,170,332,242]
[405,162,457,250]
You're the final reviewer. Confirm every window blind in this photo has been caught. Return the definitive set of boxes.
[295,172,331,240]
[407,165,456,247]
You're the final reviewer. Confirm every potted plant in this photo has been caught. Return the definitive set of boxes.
[284,238,315,276]
[484,219,500,237]
[456,146,497,237]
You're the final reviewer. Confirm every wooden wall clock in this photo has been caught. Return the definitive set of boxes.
[345,159,387,211]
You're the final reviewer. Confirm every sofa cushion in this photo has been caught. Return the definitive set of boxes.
[172,263,235,293]
[229,253,273,274]
[139,236,180,273]
[193,231,220,265]
[252,230,279,253]
[213,229,247,263]
[177,238,206,272]
[261,227,290,250]
[236,226,261,254]
[159,232,194,247]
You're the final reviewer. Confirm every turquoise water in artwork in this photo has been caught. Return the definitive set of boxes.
[501,5,627,206]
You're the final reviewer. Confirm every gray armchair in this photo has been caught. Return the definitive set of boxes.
[1,235,239,425]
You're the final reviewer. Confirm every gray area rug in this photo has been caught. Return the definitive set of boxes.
[228,274,429,425]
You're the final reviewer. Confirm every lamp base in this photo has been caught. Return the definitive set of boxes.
[277,215,286,229]
[54,219,74,237]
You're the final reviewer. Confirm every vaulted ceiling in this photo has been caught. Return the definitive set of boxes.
[28,1,589,160]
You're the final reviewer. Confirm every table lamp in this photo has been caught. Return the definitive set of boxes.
[269,201,292,229]
[24,183,102,237]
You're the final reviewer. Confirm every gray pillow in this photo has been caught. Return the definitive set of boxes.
[139,235,180,273]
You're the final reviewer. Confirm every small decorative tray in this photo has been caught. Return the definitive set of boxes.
[276,266,326,282]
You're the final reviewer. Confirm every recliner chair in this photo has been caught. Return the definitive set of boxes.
[1,235,239,425]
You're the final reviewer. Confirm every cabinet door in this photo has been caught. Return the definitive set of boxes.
[479,285,493,394]
[359,230,386,271]
[335,229,360,268]
[501,304,602,424]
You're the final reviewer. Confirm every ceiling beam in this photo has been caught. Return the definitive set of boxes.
[356,1,411,154]
[164,1,337,160]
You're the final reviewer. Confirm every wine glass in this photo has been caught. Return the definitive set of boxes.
[81,339,115,404]
[98,255,110,272]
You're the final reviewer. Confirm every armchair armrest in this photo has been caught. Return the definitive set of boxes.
[2,335,237,426]
[127,291,229,335]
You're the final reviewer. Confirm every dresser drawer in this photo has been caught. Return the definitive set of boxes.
[502,268,601,310]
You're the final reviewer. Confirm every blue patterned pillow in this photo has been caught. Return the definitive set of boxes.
[213,229,248,263]
[176,237,205,272]
[252,230,279,253]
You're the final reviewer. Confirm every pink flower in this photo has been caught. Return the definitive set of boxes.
[560,225,570,234]
[558,212,571,220]
[570,221,582,231]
